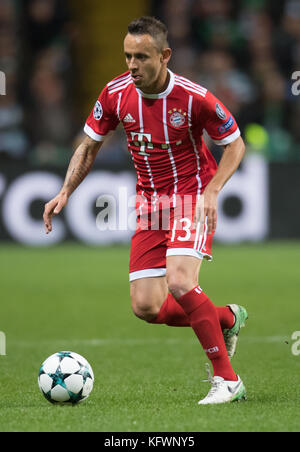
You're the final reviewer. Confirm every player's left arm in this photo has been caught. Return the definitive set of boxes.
[195,89,246,234]
[195,136,246,234]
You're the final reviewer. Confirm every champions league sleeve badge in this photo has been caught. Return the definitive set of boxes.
[216,103,227,121]
[93,101,103,121]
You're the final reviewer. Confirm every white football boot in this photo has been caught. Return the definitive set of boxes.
[198,375,247,405]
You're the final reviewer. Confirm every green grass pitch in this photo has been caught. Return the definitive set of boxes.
[0,241,300,432]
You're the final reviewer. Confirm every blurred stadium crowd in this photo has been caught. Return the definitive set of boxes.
[155,0,300,162]
[0,0,300,166]
[0,0,77,166]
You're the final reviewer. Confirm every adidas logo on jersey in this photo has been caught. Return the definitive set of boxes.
[123,113,136,123]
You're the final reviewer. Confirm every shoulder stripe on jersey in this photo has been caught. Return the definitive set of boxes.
[108,75,131,92]
[174,81,207,97]
[108,80,133,94]
[107,74,131,88]
[175,75,207,95]
[174,77,207,95]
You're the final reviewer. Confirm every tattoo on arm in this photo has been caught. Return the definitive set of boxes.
[63,142,98,195]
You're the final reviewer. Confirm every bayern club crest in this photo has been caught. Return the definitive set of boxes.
[169,108,187,127]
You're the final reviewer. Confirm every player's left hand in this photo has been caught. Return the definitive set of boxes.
[194,187,218,235]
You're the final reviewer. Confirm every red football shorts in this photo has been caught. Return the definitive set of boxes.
[129,195,214,282]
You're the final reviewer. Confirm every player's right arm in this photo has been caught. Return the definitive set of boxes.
[43,136,103,234]
[44,80,121,234]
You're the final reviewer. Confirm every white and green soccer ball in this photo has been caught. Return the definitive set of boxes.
[38,351,94,405]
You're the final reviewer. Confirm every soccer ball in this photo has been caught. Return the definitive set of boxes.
[38,351,94,405]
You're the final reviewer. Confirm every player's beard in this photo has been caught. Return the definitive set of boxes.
[135,67,167,94]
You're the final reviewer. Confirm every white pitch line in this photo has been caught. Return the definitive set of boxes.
[10,336,289,348]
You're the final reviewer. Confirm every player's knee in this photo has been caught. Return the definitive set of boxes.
[167,271,195,301]
[130,288,160,322]
[131,301,160,322]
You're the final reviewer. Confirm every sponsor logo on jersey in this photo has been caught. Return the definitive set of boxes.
[216,103,227,120]
[169,108,187,127]
[123,113,136,123]
[218,116,234,135]
[130,132,153,156]
[93,101,103,120]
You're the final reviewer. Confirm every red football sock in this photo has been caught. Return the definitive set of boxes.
[150,293,190,327]
[215,306,235,330]
[177,286,237,381]
[151,295,235,330]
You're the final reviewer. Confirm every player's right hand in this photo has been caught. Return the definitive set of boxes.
[43,193,68,234]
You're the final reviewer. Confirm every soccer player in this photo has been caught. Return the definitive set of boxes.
[43,16,248,405]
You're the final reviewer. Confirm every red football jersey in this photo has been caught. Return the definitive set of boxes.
[84,70,240,205]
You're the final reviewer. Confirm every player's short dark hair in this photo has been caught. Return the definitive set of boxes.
[127,16,169,51]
